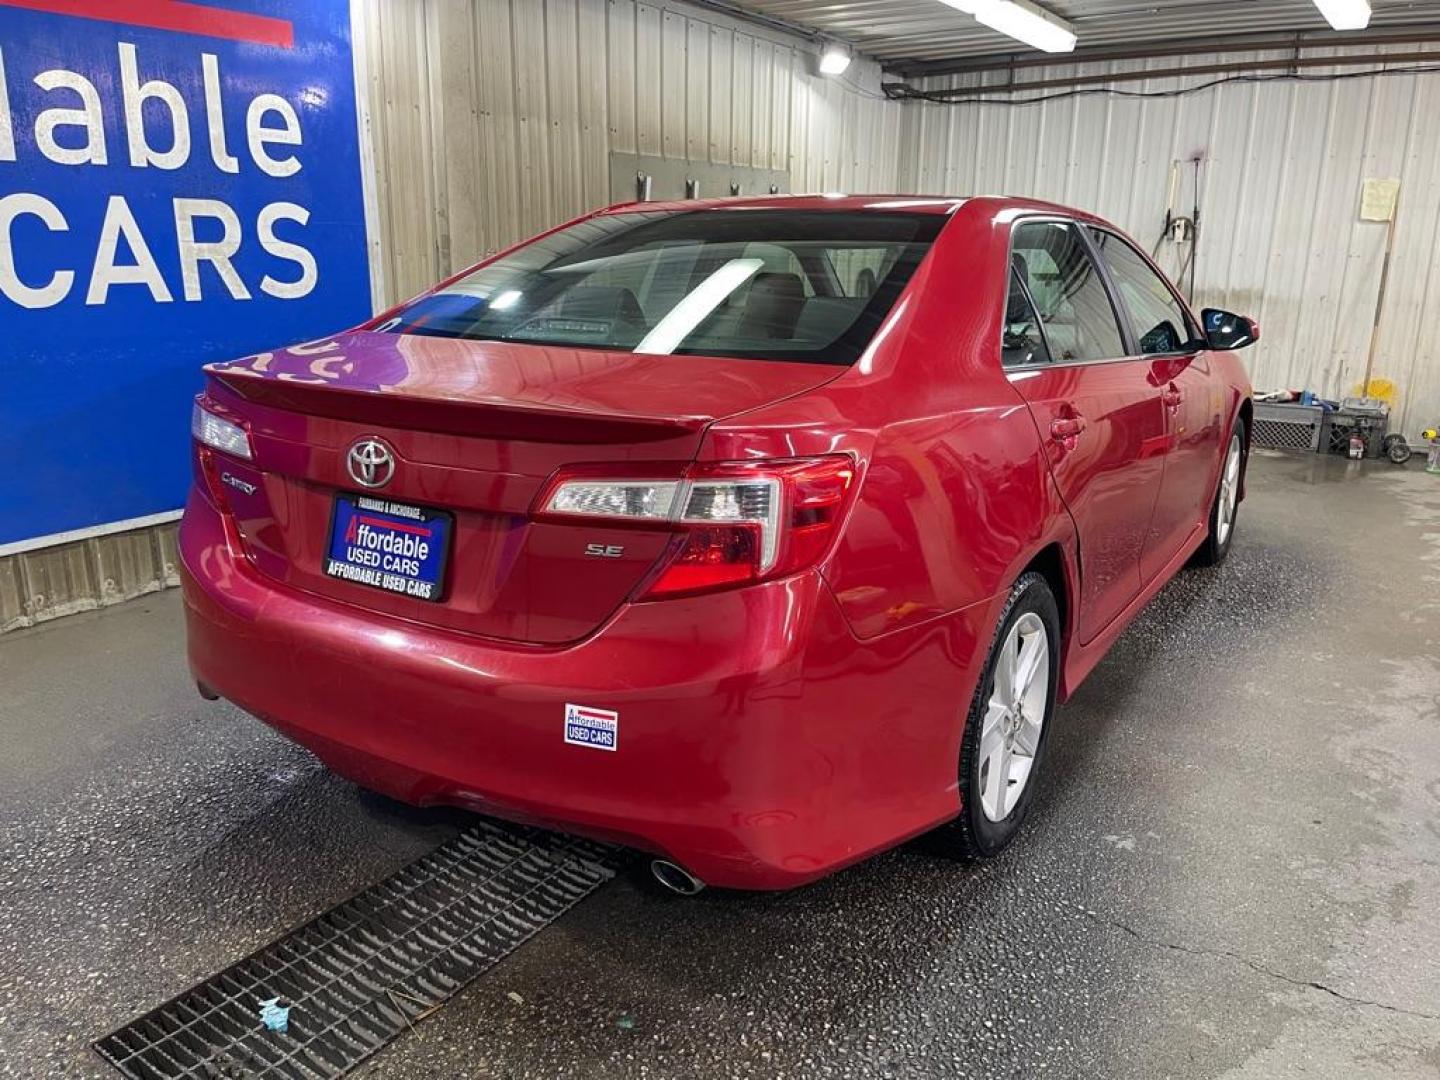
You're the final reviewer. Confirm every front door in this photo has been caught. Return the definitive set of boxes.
[1005,220,1168,645]
[1084,228,1225,580]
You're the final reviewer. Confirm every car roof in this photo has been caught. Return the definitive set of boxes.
[595,193,1107,223]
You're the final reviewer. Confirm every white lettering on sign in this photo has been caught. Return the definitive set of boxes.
[0,194,74,308]
[201,52,239,175]
[246,94,301,178]
[119,42,191,170]
[0,46,13,163]
[34,68,107,166]
[175,197,250,301]
[350,523,431,562]
[355,496,424,519]
[3,41,314,176]
[258,202,316,299]
[89,196,173,305]
[0,40,322,308]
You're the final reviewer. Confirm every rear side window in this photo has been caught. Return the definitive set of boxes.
[1011,221,1125,363]
[379,210,945,365]
[1002,270,1051,368]
[1088,228,1195,354]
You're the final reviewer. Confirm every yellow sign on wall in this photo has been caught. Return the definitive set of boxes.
[1360,178,1401,222]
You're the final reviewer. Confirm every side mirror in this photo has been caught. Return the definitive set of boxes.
[1201,308,1260,351]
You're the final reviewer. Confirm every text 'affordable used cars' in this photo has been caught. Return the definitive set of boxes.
[181,195,1256,890]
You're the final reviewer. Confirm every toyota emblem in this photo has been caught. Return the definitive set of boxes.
[346,438,395,489]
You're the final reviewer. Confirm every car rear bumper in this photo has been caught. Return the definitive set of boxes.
[180,489,982,889]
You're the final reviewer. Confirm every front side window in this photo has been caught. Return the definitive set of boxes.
[1088,229,1195,354]
[379,210,945,365]
[1010,221,1125,363]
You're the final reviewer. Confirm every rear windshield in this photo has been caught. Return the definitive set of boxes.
[377,209,945,365]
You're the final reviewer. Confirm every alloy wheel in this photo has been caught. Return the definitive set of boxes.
[978,611,1050,822]
[1217,432,1242,546]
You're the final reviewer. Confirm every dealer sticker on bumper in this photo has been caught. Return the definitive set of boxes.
[565,704,618,751]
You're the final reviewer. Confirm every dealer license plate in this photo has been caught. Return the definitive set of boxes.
[324,495,452,602]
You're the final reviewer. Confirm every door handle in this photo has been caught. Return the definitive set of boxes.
[1050,416,1086,442]
[1162,384,1183,411]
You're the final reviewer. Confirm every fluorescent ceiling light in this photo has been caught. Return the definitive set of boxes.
[818,44,852,75]
[975,0,1076,53]
[1312,0,1371,30]
[635,259,763,355]
[938,0,1077,54]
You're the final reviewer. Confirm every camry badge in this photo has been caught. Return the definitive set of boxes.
[220,472,257,496]
[347,438,395,489]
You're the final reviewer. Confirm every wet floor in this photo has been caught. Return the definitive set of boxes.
[2,452,1439,1079]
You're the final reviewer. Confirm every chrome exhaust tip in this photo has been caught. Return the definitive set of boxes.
[649,859,705,896]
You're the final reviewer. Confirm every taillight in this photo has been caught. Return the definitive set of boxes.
[534,456,857,599]
[191,399,253,460]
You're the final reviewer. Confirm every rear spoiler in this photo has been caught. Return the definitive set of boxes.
[207,369,711,445]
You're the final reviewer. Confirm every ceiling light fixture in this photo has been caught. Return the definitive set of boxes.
[1312,0,1371,30]
[818,43,852,76]
[938,0,1077,54]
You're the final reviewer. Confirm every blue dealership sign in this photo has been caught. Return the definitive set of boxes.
[0,0,372,548]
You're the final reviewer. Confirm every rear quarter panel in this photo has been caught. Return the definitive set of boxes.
[706,198,1078,646]
[701,200,1082,820]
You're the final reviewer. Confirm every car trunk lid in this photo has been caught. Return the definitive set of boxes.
[201,331,840,644]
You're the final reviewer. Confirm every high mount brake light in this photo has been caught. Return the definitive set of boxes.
[535,456,858,599]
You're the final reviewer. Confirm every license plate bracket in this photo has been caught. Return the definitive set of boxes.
[324,494,453,603]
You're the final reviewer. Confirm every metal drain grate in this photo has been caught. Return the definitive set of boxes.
[95,823,618,1079]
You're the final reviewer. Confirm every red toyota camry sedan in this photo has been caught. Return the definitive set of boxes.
[181,195,1255,891]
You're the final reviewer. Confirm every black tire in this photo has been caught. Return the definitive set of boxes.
[1193,416,1246,567]
[943,572,1061,861]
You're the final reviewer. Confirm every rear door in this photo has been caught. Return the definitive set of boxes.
[1085,227,1222,580]
[1005,219,1168,645]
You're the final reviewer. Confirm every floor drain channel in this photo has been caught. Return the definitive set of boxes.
[95,822,618,1079]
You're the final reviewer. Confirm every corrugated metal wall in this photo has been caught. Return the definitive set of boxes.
[354,0,904,306]
[357,6,1440,431]
[898,45,1440,432]
[9,8,1440,632]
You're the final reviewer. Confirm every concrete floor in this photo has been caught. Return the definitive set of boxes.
[2,452,1439,1080]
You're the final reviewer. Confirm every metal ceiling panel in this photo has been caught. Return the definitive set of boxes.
[722,1,1440,67]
